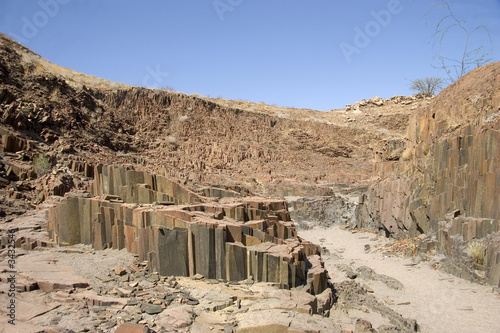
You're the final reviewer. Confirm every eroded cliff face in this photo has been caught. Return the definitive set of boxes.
[357,62,500,286]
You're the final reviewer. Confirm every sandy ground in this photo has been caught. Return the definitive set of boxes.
[299,226,500,333]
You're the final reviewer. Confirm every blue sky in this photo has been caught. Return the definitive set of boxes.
[1,0,499,110]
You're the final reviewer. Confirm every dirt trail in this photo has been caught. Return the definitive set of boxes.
[299,226,500,333]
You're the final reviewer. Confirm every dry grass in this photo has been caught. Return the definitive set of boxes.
[20,50,129,91]
[467,240,486,269]
[381,237,422,257]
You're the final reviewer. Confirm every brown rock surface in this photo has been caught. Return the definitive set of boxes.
[0,251,90,291]
[356,62,500,286]
[2,29,500,332]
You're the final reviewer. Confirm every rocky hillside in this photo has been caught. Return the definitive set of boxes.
[0,32,431,205]
[357,61,500,286]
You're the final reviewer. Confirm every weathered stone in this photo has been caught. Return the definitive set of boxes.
[142,303,163,315]
[156,304,193,329]
[48,165,333,296]
[115,323,149,333]
[157,227,188,276]
[226,243,247,282]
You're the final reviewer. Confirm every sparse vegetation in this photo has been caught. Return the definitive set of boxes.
[32,155,52,176]
[468,240,486,269]
[409,77,444,96]
[159,85,175,91]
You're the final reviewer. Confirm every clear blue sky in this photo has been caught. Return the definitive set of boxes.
[1,0,499,110]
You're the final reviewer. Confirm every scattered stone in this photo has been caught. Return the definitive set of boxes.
[101,320,117,329]
[346,271,357,279]
[156,305,194,330]
[120,274,130,282]
[355,318,374,333]
[127,299,139,306]
[115,323,149,333]
[385,298,395,305]
[192,273,204,280]
[115,268,128,276]
[115,287,133,297]
[96,275,114,283]
[142,303,163,315]
[139,280,155,289]
[187,297,199,306]
[147,275,159,283]
[129,264,141,273]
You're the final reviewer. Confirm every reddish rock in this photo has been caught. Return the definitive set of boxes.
[115,323,149,333]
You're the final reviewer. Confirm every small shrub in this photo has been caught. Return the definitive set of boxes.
[468,240,486,269]
[32,155,52,176]
[409,77,444,96]
[159,85,175,91]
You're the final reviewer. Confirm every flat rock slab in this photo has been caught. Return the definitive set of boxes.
[13,252,90,291]
[115,323,149,333]
[157,305,194,330]
[0,317,49,333]
[235,309,336,333]
[0,291,61,331]
[142,303,163,315]
[73,290,128,308]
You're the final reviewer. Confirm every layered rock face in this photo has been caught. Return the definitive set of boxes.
[48,165,330,295]
[357,62,500,286]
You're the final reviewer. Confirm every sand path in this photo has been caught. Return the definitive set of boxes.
[299,226,500,333]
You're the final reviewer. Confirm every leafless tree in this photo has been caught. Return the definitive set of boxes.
[428,1,492,83]
[409,77,444,96]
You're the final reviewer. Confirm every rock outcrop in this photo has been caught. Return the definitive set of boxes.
[357,62,500,286]
[48,165,331,295]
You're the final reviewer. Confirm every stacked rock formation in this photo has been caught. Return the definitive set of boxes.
[356,62,500,286]
[48,165,330,295]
